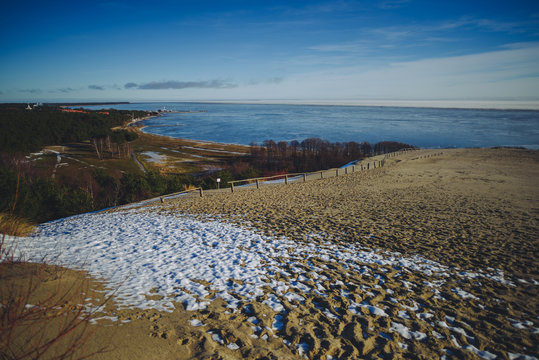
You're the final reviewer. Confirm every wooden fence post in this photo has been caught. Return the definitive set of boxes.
[285,175,288,185]
[256,179,260,189]
[199,188,203,197]
[367,163,369,170]
[352,165,355,173]
[336,169,339,177]
[320,171,324,179]
[345,167,348,175]
[303,174,306,182]
[231,183,234,193]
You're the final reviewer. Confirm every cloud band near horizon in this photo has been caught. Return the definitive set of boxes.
[125,80,237,90]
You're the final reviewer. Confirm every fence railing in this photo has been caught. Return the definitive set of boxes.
[229,172,306,191]
[226,148,424,192]
[112,187,204,210]
[228,163,371,192]
[157,187,204,201]
[117,147,442,208]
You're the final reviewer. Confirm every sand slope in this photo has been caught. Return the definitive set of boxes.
[7,148,538,359]
[152,148,538,359]
[165,148,538,279]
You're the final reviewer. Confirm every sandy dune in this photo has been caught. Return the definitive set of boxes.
[147,148,537,359]
[7,148,538,359]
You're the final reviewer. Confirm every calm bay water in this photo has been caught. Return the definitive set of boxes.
[84,102,539,149]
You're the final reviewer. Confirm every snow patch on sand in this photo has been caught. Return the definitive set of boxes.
[390,322,427,341]
[189,319,205,327]
[12,209,516,315]
[141,151,167,163]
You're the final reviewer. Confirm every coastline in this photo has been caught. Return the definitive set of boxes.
[134,99,539,111]
[128,114,253,151]
[120,103,539,150]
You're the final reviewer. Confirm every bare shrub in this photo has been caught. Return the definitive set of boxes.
[1,174,111,359]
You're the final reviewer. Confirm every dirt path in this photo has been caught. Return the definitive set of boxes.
[131,149,146,173]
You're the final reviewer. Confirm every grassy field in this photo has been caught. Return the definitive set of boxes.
[130,128,250,175]
[29,126,251,181]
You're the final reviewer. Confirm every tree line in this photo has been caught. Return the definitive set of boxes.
[0,104,154,223]
[91,129,138,160]
[248,138,416,175]
[192,139,417,191]
[0,104,146,153]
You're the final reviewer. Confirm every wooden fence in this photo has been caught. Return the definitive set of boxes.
[226,148,425,193]
[228,164,368,192]
[117,147,446,208]
[158,187,204,201]
[113,187,205,210]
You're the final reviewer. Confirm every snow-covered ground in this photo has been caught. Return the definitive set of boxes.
[140,151,167,163]
[8,208,538,359]
[10,208,505,311]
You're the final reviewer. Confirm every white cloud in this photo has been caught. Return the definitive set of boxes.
[279,54,352,66]
[6,43,537,103]
[307,16,539,53]
[307,42,369,53]
[207,42,538,101]
[137,80,237,90]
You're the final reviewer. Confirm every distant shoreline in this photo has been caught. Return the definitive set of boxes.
[55,101,130,107]
[154,99,539,111]
[7,99,538,111]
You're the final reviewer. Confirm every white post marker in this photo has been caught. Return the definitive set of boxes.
[216,178,221,190]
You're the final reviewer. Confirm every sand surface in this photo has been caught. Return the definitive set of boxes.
[5,148,538,359]
[164,148,538,277]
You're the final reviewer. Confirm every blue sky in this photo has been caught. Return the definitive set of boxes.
[1,0,539,102]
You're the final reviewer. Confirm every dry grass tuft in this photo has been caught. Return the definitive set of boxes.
[0,213,35,237]
[182,184,198,191]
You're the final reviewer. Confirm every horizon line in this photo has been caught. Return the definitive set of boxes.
[3,99,539,110]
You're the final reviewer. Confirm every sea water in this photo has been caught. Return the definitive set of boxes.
[83,102,539,149]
